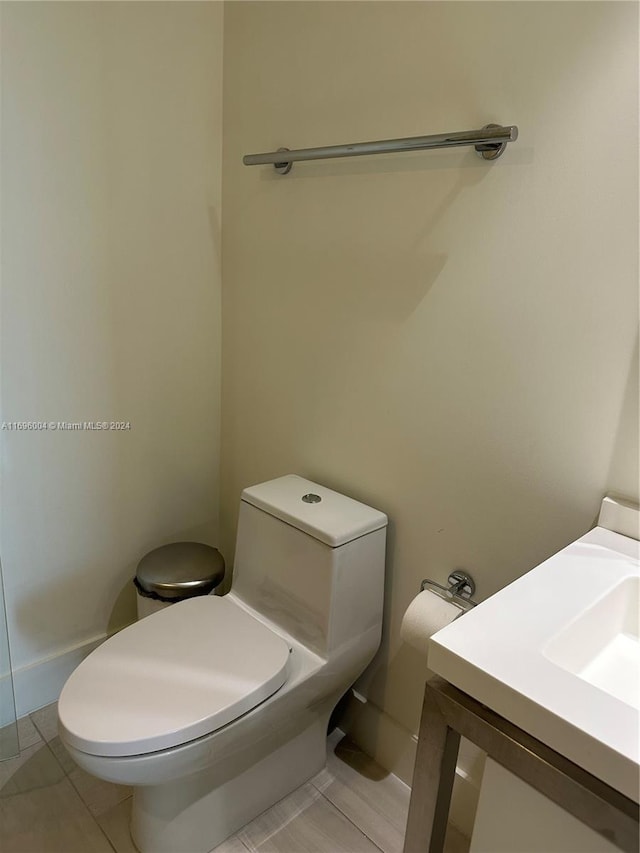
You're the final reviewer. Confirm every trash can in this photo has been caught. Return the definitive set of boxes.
[134,542,225,619]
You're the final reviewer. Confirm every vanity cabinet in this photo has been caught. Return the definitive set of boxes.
[470,758,620,853]
[403,501,639,852]
[403,677,639,853]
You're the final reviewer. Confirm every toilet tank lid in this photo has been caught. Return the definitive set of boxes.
[241,475,387,547]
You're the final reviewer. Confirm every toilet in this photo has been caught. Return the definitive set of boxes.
[58,475,387,853]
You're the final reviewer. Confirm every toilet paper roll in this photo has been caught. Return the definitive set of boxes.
[400,590,462,657]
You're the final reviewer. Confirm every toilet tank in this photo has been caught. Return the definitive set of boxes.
[232,475,387,657]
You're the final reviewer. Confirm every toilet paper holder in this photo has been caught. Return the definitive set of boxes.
[420,570,477,613]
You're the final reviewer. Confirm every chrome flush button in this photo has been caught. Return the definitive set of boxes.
[302,493,321,504]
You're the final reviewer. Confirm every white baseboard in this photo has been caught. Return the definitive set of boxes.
[11,634,105,719]
[341,690,483,838]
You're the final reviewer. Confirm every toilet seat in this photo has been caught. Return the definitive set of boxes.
[58,596,291,758]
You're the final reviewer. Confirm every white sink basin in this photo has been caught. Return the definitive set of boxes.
[544,575,640,710]
[428,499,640,803]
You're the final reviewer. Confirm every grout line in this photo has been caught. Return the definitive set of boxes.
[30,710,131,836]
[225,834,254,853]
[310,756,409,853]
[240,786,327,850]
[43,739,66,769]
[16,720,44,752]
[94,814,119,853]
[45,739,132,826]
[21,731,119,853]
[313,786,387,853]
[28,707,55,746]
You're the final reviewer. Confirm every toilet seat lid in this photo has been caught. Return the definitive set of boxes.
[58,596,291,758]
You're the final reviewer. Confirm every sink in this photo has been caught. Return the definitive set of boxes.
[544,576,640,710]
[427,497,640,803]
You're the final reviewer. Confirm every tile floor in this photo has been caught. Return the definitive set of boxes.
[1,703,470,853]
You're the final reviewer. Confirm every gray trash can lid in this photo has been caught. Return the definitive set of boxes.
[135,542,225,600]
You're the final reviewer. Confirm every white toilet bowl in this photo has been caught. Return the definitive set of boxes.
[58,476,387,853]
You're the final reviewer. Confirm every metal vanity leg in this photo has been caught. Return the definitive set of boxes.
[404,681,461,853]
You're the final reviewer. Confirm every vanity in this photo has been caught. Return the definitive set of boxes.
[404,497,640,853]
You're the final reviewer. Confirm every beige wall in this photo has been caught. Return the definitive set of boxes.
[1,1,223,713]
[221,0,638,776]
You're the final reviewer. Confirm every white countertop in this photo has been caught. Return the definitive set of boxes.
[428,525,640,802]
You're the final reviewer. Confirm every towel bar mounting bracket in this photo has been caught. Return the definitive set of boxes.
[274,148,293,175]
[473,123,510,160]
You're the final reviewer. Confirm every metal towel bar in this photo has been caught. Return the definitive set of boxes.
[243,123,518,174]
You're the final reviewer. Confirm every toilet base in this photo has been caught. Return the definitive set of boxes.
[130,714,329,853]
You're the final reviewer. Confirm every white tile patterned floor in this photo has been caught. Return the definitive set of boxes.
[1,703,470,853]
